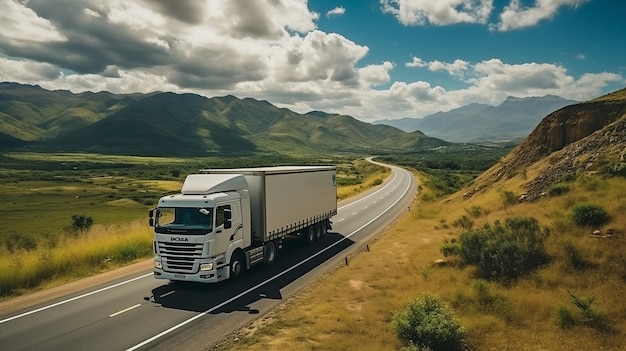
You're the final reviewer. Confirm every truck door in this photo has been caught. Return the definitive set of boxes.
[214,203,240,254]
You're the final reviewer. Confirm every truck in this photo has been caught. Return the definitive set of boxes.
[149,166,337,283]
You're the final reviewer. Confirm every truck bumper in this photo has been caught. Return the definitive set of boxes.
[153,257,227,283]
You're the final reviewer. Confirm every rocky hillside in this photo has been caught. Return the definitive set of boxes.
[465,87,626,200]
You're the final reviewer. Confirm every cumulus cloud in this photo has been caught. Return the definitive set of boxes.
[492,0,589,31]
[359,62,394,86]
[0,0,67,42]
[380,0,494,26]
[0,0,621,122]
[327,6,346,18]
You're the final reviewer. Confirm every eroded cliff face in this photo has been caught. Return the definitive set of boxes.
[465,88,626,200]
[523,101,626,162]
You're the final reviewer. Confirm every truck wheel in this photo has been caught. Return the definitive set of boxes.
[229,251,245,279]
[322,219,330,236]
[315,222,322,241]
[264,241,277,265]
[304,225,315,244]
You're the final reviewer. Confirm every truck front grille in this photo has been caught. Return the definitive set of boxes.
[158,242,204,273]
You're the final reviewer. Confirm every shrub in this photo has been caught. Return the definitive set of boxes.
[547,183,570,197]
[566,290,613,332]
[571,203,611,228]
[392,294,465,351]
[500,190,517,207]
[562,241,593,270]
[604,162,626,177]
[3,232,38,253]
[557,306,576,329]
[452,215,474,231]
[465,205,482,218]
[451,217,550,281]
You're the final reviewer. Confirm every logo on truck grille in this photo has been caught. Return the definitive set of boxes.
[170,237,189,242]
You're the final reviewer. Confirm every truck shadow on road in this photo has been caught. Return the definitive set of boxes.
[150,231,355,314]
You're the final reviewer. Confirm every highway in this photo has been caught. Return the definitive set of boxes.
[0,161,416,351]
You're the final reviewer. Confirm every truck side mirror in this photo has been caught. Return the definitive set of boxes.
[148,209,155,227]
[223,209,232,229]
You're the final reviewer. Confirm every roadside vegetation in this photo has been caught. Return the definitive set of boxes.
[223,154,626,350]
[0,152,385,298]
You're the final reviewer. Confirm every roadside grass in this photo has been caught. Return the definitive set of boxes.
[0,220,152,297]
[224,170,626,351]
[336,159,389,200]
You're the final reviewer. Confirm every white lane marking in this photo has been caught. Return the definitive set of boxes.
[126,166,412,351]
[0,273,152,325]
[110,304,141,318]
[160,291,175,298]
[352,212,359,216]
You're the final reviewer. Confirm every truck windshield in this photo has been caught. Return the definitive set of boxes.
[155,207,213,234]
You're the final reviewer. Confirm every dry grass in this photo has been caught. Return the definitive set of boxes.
[336,164,389,200]
[0,220,152,297]
[224,171,626,351]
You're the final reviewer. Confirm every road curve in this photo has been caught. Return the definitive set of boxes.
[0,160,417,351]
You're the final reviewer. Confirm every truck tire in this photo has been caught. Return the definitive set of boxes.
[263,241,277,265]
[229,251,246,279]
[304,225,315,244]
[315,222,322,241]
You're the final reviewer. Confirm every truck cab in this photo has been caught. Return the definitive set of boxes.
[150,174,252,283]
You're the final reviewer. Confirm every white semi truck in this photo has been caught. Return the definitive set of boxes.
[149,166,337,283]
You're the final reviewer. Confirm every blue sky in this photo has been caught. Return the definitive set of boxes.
[0,0,623,121]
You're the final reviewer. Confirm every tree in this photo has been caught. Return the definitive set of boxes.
[71,215,94,235]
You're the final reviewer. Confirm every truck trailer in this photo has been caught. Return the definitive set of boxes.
[149,166,337,283]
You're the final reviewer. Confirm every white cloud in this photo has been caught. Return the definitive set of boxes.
[406,57,469,78]
[359,62,394,86]
[0,0,67,42]
[327,7,346,18]
[0,57,60,82]
[380,0,494,26]
[405,57,427,68]
[428,59,470,78]
[492,0,589,31]
[0,0,621,123]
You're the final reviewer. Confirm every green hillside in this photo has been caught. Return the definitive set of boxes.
[0,82,445,156]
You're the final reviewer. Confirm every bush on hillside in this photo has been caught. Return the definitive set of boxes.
[571,203,611,228]
[392,294,466,351]
[447,217,550,282]
[547,182,571,196]
[604,162,626,177]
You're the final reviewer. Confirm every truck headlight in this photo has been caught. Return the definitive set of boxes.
[200,262,214,271]
[155,260,162,269]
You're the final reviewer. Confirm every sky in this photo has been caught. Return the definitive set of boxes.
[0,0,624,122]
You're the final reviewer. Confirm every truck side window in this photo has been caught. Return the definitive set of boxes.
[215,205,231,228]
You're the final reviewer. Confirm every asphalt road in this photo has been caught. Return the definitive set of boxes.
[0,161,416,351]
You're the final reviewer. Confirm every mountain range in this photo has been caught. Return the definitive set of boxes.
[466,87,626,201]
[0,82,446,156]
[374,95,579,143]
